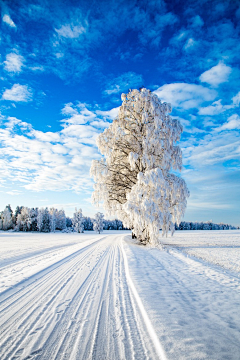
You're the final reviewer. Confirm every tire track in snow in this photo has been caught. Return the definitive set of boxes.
[121,238,168,360]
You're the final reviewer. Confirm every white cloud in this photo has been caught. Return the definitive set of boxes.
[184,38,196,50]
[4,53,24,73]
[2,84,32,102]
[199,90,240,115]
[216,114,240,132]
[154,83,217,110]
[104,72,143,95]
[182,130,240,167]
[0,104,113,193]
[187,201,231,210]
[6,190,22,195]
[198,99,232,115]
[2,14,16,28]
[95,107,119,120]
[55,24,86,38]
[199,62,232,87]
[61,102,113,128]
[232,91,240,106]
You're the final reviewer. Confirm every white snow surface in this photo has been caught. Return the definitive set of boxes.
[0,230,240,359]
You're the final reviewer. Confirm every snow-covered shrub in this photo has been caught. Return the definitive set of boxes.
[91,88,189,245]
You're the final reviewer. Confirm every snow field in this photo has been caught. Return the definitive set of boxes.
[161,230,240,273]
[0,230,240,359]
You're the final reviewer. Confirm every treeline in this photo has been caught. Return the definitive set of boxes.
[0,205,126,232]
[175,221,237,230]
[0,205,237,233]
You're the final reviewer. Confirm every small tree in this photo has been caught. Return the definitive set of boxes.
[93,212,104,234]
[72,208,84,233]
[91,88,189,246]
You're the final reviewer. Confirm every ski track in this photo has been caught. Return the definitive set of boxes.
[0,235,161,360]
[0,232,240,360]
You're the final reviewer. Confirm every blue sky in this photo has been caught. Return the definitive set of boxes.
[0,0,239,225]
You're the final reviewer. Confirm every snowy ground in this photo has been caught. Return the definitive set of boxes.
[0,230,240,360]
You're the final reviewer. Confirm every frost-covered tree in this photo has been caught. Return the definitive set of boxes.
[72,208,84,233]
[2,205,13,230]
[0,213,3,230]
[16,207,31,231]
[49,208,57,232]
[29,208,38,231]
[93,212,104,234]
[91,88,189,245]
[66,216,72,228]
[13,206,23,226]
[37,208,50,232]
[83,216,93,231]
[56,209,66,231]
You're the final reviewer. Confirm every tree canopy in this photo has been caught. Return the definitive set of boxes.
[91,88,189,245]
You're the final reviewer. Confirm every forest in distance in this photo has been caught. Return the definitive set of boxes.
[0,204,237,233]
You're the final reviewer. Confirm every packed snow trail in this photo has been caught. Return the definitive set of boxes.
[0,235,164,360]
[0,232,240,359]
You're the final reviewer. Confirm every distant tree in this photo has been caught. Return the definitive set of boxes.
[203,222,210,230]
[2,205,13,230]
[56,209,66,230]
[93,212,104,234]
[0,212,3,230]
[30,208,38,231]
[66,217,72,228]
[16,207,31,231]
[13,206,23,226]
[91,88,189,245]
[72,208,84,233]
[183,221,190,230]
[37,208,50,232]
[83,216,93,231]
[49,208,57,232]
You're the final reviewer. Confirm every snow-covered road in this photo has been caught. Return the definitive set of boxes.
[0,231,240,359]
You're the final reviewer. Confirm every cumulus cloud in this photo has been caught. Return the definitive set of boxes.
[2,84,32,102]
[199,63,232,87]
[154,83,217,110]
[4,53,24,73]
[2,14,16,28]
